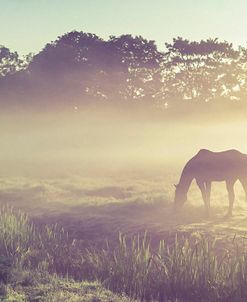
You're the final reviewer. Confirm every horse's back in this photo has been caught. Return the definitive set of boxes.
[196,149,246,162]
[197,149,244,158]
[191,149,247,179]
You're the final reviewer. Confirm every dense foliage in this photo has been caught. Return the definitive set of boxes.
[0,32,247,109]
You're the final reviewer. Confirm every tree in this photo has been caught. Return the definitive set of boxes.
[0,46,24,77]
[107,35,164,101]
[163,37,240,102]
[27,32,164,103]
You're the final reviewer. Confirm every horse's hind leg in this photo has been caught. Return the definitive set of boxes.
[197,180,210,217]
[239,178,247,203]
[205,181,211,215]
[226,180,236,217]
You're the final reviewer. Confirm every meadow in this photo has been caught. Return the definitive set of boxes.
[2,110,247,301]
[1,172,247,301]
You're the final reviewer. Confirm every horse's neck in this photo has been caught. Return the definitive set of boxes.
[179,165,194,193]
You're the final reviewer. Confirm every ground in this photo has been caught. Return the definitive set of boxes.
[0,272,134,302]
[1,172,247,301]
[0,173,247,246]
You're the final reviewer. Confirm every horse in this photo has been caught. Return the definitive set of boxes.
[174,149,247,217]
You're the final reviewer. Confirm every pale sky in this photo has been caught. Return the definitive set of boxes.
[1,0,247,55]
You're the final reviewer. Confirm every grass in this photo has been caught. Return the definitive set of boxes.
[2,207,247,301]
[0,270,134,302]
[1,175,247,301]
[0,206,133,302]
[84,233,247,301]
[0,207,36,270]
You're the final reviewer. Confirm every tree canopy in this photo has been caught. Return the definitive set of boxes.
[0,31,246,110]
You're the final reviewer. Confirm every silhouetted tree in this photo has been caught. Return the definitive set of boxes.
[104,35,164,101]
[235,46,247,99]
[1,32,247,111]
[0,47,33,104]
[0,46,24,76]
[27,32,105,100]
[163,37,240,102]
[26,32,164,104]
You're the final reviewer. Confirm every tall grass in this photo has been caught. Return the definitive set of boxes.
[84,233,247,301]
[1,206,247,301]
[0,206,81,275]
[0,206,36,267]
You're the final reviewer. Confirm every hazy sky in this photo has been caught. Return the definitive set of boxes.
[1,0,247,55]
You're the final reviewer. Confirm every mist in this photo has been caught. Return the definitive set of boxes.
[1,105,247,178]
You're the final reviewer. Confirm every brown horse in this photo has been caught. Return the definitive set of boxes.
[174,149,247,217]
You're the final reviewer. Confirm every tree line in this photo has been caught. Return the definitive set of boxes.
[1,31,247,109]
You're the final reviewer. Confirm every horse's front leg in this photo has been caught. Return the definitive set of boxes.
[225,179,236,217]
[196,180,210,217]
[205,181,211,216]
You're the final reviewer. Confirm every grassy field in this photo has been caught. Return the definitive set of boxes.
[0,271,134,302]
[1,173,247,301]
[1,173,247,240]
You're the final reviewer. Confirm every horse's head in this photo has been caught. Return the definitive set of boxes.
[173,184,187,211]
